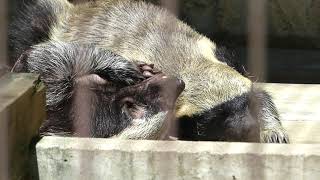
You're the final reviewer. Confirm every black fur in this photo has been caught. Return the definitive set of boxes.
[178,93,259,142]
[8,0,59,65]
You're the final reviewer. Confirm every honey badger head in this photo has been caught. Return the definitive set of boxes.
[10,0,289,143]
[12,41,185,139]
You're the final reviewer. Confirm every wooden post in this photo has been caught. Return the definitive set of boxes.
[0,0,8,179]
[0,0,7,67]
[0,73,46,180]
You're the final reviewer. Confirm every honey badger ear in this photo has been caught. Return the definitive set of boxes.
[75,74,109,86]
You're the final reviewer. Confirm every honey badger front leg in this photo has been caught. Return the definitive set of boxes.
[11,41,185,139]
[251,88,289,143]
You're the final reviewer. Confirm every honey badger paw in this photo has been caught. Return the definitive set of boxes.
[137,62,162,77]
[261,127,290,143]
[131,61,162,78]
[101,61,162,86]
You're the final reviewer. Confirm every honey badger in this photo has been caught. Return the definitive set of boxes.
[12,41,185,139]
[9,0,289,142]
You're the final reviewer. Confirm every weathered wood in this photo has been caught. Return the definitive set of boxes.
[282,121,320,144]
[36,137,320,180]
[261,83,320,121]
[0,73,46,180]
[260,83,320,143]
[0,0,9,178]
[0,0,7,67]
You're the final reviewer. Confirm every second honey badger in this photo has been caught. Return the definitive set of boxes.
[9,0,289,142]
[12,41,185,139]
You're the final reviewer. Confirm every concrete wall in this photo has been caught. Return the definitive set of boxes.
[37,137,320,180]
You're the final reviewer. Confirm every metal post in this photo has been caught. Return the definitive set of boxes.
[160,0,179,16]
[247,0,267,82]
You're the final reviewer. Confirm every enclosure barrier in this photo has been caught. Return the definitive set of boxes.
[1,73,320,179]
[37,137,320,180]
[0,73,46,180]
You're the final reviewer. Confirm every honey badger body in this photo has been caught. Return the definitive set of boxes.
[10,0,289,142]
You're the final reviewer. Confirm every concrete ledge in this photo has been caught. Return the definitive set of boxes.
[37,137,320,180]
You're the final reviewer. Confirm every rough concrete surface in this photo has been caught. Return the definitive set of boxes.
[37,136,320,180]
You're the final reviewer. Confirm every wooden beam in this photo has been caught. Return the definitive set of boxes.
[259,83,320,143]
[261,83,320,121]
[282,121,320,144]
[0,0,9,179]
[0,73,46,180]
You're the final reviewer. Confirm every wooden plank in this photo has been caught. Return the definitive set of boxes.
[261,83,320,121]
[282,121,320,144]
[36,137,320,180]
[0,73,46,180]
[0,0,9,178]
[259,83,320,143]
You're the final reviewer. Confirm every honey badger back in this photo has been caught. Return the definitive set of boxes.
[11,0,289,142]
